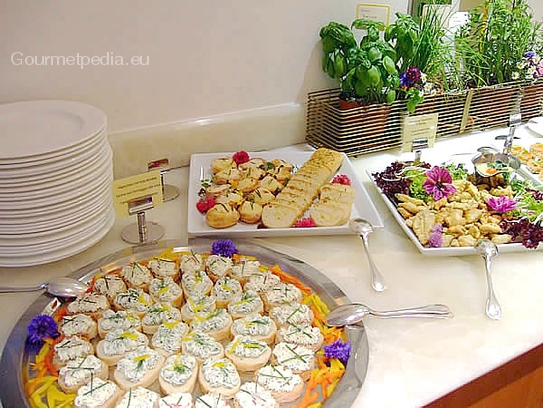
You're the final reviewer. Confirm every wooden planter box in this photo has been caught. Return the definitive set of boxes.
[306,81,542,157]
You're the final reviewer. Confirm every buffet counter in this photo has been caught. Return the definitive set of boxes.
[1,125,542,407]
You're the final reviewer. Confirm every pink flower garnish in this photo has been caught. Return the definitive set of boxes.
[293,217,317,228]
[196,196,216,213]
[487,196,517,213]
[429,223,443,247]
[422,166,457,200]
[332,174,351,185]
[232,151,250,165]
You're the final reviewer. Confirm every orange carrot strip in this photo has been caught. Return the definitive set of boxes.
[270,265,312,296]
[292,390,320,408]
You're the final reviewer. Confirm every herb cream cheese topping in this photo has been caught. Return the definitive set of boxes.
[116,346,161,383]
[159,392,193,408]
[205,254,233,279]
[231,260,262,280]
[149,277,182,303]
[212,276,242,301]
[264,283,302,305]
[244,273,281,293]
[102,328,148,356]
[142,303,182,326]
[226,335,269,358]
[114,288,152,313]
[148,258,178,278]
[60,354,104,387]
[93,274,126,299]
[181,270,213,296]
[74,378,119,408]
[255,365,302,392]
[180,252,204,274]
[182,332,223,359]
[194,393,230,408]
[278,324,321,347]
[116,386,160,408]
[151,320,189,352]
[54,335,92,363]
[228,290,263,315]
[190,309,232,334]
[272,342,314,372]
[201,358,240,389]
[231,313,273,336]
[269,303,313,326]
[182,295,216,319]
[67,293,109,314]
[160,354,197,386]
[235,381,277,408]
[60,314,95,337]
[121,262,153,287]
[99,310,141,332]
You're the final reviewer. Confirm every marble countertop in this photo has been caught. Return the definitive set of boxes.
[1,126,542,407]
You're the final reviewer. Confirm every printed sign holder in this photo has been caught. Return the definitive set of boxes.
[121,195,165,244]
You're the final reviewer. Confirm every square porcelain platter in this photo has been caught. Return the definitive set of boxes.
[188,151,383,237]
[367,167,542,256]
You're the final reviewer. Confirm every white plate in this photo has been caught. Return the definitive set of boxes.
[0,208,115,267]
[188,151,383,237]
[527,117,543,137]
[367,169,540,256]
[0,100,106,161]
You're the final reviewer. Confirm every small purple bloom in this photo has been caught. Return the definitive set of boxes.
[324,339,351,365]
[487,196,517,213]
[401,67,422,89]
[422,166,457,200]
[211,239,238,258]
[524,51,536,58]
[26,314,58,352]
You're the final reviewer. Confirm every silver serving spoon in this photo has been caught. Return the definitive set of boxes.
[326,303,453,326]
[475,240,502,320]
[0,277,88,298]
[349,218,386,292]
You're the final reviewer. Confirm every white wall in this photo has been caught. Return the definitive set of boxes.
[0,0,408,133]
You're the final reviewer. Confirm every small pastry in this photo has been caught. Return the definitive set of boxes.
[268,303,314,327]
[198,357,241,398]
[113,288,152,318]
[95,328,149,366]
[214,167,243,185]
[211,157,235,174]
[271,342,315,380]
[259,175,283,194]
[59,313,97,340]
[212,276,242,308]
[181,332,224,365]
[205,254,233,282]
[158,354,198,395]
[120,262,153,291]
[148,257,180,280]
[230,260,263,285]
[236,177,260,194]
[205,183,232,199]
[225,335,271,372]
[238,200,263,224]
[58,354,108,394]
[230,313,277,345]
[151,320,189,357]
[194,393,230,408]
[254,365,304,404]
[275,323,324,352]
[149,276,184,307]
[206,203,240,229]
[142,303,182,334]
[243,272,281,295]
[247,188,276,206]
[238,157,266,171]
[261,283,303,311]
[227,290,264,320]
[181,270,213,298]
[97,310,142,338]
[159,392,193,408]
[67,293,110,320]
[242,166,266,180]
[179,251,205,274]
[233,381,279,408]
[180,294,216,322]
[73,377,122,408]
[115,387,161,408]
[215,191,244,208]
[93,274,127,301]
[190,308,233,341]
[113,346,165,391]
[53,335,94,370]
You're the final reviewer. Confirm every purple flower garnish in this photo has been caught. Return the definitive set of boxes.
[488,196,517,213]
[400,67,422,88]
[524,51,536,58]
[26,314,58,352]
[422,166,457,201]
[324,339,351,365]
[211,239,238,258]
[429,223,443,248]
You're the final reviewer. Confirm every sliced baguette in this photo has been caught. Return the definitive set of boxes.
[198,358,241,398]
[225,335,271,372]
[58,355,109,394]
[158,354,198,395]
[309,201,351,227]
[113,349,165,391]
[73,378,122,408]
[261,202,302,229]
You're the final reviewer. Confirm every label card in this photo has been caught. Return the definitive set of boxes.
[112,170,163,218]
[356,4,391,26]
[401,113,439,152]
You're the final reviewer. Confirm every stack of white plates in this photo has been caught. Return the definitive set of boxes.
[0,100,115,267]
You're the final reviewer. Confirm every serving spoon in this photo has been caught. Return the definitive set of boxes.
[326,303,453,326]
[0,276,88,298]
[349,218,386,292]
[475,239,502,320]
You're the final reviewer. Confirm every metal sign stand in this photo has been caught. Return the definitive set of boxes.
[148,159,179,202]
[121,195,165,244]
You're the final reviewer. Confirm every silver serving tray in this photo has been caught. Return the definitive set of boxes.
[0,238,369,407]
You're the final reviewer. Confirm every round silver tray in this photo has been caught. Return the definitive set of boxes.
[0,238,369,407]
